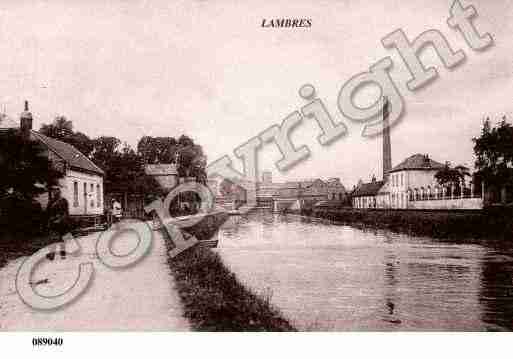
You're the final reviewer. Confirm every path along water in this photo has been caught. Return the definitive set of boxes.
[0,224,189,331]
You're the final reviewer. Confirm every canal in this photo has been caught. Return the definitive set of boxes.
[216,210,513,331]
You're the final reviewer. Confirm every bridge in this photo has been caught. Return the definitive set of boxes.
[216,193,326,212]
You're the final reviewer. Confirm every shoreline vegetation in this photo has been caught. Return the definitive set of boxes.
[166,245,295,331]
[291,207,513,241]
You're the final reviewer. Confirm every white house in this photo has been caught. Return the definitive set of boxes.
[352,177,384,209]
[353,153,483,210]
[385,153,445,209]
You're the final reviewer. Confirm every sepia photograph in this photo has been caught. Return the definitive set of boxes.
[0,0,512,356]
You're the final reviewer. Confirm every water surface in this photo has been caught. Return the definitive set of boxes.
[217,211,513,331]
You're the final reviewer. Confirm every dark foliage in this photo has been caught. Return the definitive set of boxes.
[0,129,63,200]
[435,162,470,187]
[473,117,513,188]
[310,208,513,241]
[40,116,94,157]
[0,130,66,267]
[137,135,207,184]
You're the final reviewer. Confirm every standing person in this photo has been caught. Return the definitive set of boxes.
[112,198,122,224]
[46,187,70,260]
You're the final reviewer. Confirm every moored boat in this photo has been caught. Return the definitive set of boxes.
[152,210,229,248]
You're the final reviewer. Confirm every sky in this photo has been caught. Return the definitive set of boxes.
[0,0,511,188]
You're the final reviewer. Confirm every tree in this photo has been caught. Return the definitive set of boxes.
[90,136,121,176]
[0,129,63,200]
[136,135,207,184]
[473,117,513,202]
[40,116,94,157]
[40,116,73,139]
[110,143,163,196]
[89,137,163,201]
[0,130,64,234]
[473,117,513,187]
[435,162,470,187]
[435,162,471,197]
[137,136,178,164]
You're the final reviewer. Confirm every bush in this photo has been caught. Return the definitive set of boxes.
[310,208,513,241]
[0,194,46,236]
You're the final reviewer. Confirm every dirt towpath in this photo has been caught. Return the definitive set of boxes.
[0,224,189,331]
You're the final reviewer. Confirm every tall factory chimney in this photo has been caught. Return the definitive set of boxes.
[382,96,392,181]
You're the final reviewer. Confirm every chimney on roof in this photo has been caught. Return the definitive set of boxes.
[20,100,33,141]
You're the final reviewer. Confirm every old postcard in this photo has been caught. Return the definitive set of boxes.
[0,0,512,355]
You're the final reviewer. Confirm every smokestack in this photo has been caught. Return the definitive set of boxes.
[20,100,33,140]
[382,96,392,181]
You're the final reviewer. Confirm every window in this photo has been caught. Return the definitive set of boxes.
[96,184,101,208]
[90,183,95,207]
[401,173,403,187]
[73,181,79,207]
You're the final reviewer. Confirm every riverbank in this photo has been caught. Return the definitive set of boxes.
[293,207,513,241]
[166,245,295,331]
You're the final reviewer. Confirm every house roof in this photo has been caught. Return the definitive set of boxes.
[1,112,103,176]
[378,180,391,194]
[282,179,327,189]
[327,181,346,191]
[352,180,384,197]
[145,163,178,176]
[389,153,444,173]
[31,131,104,176]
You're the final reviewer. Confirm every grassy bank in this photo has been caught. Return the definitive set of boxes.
[300,207,513,241]
[166,245,295,331]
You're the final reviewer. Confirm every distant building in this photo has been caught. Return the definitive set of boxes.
[326,177,347,201]
[352,176,384,209]
[278,178,340,202]
[385,153,445,209]
[352,96,483,210]
[144,163,178,190]
[354,152,482,210]
[207,179,219,196]
[262,170,272,184]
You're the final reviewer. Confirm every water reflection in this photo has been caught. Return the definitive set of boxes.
[383,250,401,326]
[217,210,513,331]
[479,250,513,331]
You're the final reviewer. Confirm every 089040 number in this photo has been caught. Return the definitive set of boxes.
[32,337,63,346]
